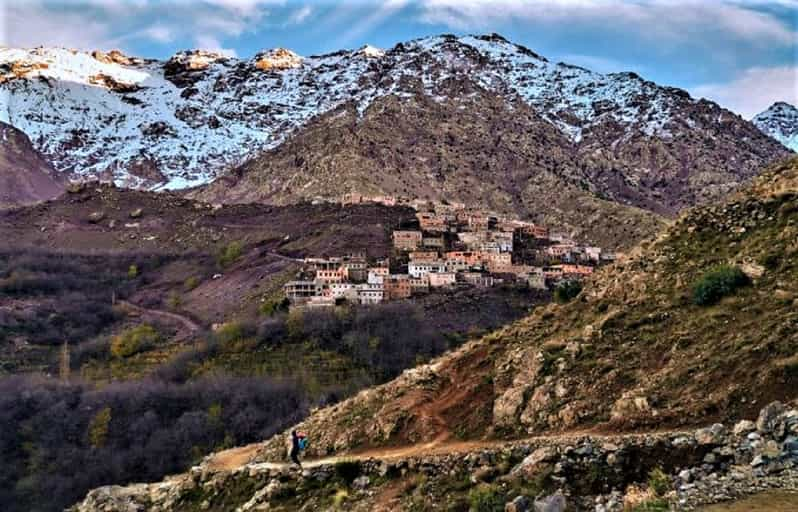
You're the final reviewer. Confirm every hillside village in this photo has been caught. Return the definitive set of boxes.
[284,194,615,307]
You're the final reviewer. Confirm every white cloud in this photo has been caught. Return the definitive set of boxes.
[194,35,238,57]
[141,24,175,43]
[692,66,798,118]
[0,1,118,50]
[286,5,313,25]
[333,0,408,49]
[419,0,797,46]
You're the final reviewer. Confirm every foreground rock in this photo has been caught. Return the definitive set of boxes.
[71,402,798,512]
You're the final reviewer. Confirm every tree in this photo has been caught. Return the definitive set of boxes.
[88,407,112,448]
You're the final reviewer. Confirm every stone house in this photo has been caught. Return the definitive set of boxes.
[428,272,457,288]
[315,269,344,283]
[393,230,423,250]
[408,261,447,279]
[284,280,324,302]
[409,251,439,262]
[356,283,384,304]
[384,276,412,300]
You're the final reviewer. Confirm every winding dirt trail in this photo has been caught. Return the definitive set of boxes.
[204,429,680,472]
[117,300,202,333]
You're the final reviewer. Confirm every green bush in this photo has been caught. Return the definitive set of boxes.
[127,265,138,279]
[214,321,249,346]
[260,297,289,316]
[691,265,749,306]
[630,498,670,512]
[217,241,243,268]
[88,406,112,448]
[468,484,505,512]
[554,280,583,303]
[184,276,200,291]
[647,467,670,497]
[110,324,161,358]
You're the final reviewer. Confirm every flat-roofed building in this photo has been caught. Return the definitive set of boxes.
[393,230,423,250]
[284,280,325,302]
[384,276,412,300]
[429,272,456,288]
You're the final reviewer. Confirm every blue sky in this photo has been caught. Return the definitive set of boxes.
[1,0,795,117]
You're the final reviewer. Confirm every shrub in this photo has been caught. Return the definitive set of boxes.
[88,406,112,448]
[468,484,505,512]
[184,276,200,291]
[217,241,243,268]
[127,264,138,279]
[647,467,670,497]
[214,321,251,346]
[260,297,289,316]
[110,324,161,358]
[167,292,182,310]
[630,498,670,512]
[691,265,749,306]
[554,280,582,303]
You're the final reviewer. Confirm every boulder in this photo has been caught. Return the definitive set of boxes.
[351,475,370,490]
[505,495,530,512]
[129,208,143,219]
[732,420,756,437]
[756,402,787,438]
[87,211,106,223]
[533,492,567,512]
[695,424,727,445]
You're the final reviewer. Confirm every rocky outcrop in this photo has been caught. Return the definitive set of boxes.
[70,402,798,511]
[253,48,303,71]
[0,121,63,208]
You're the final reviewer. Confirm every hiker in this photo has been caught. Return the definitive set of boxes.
[290,430,307,468]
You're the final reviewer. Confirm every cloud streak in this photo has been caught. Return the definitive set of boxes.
[692,66,798,118]
[419,0,797,46]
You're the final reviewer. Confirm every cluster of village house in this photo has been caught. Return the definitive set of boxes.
[284,195,615,307]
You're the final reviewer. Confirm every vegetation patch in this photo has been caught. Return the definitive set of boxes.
[110,324,162,358]
[691,265,750,306]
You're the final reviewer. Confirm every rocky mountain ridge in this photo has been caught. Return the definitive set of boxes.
[754,102,798,152]
[1,34,789,211]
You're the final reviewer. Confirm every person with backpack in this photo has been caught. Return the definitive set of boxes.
[290,430,308,469]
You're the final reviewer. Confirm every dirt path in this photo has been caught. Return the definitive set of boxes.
[117,300,202,333]
[204,429,677,472]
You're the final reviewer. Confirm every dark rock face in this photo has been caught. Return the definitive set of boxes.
[0,121,63,208]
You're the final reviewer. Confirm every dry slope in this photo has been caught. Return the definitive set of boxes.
[257,156,798,460]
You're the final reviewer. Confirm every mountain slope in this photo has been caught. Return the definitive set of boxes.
[256,156,798,460]
[0,122,62,208]
[1,35,788,209]
[754,102,798,152]
[197,90,666,250]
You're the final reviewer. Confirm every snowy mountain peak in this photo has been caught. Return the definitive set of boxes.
[358,45,385,58]
[753,102,798,152]
[253,48,303,70]
[0,34,786,191]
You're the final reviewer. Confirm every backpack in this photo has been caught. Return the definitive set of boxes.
[297,433,308,451]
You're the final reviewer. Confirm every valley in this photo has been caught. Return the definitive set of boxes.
[0,22,796,512]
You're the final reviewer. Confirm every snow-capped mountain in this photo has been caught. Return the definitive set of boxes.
[753,102,798,152]
[1,34,785,194]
